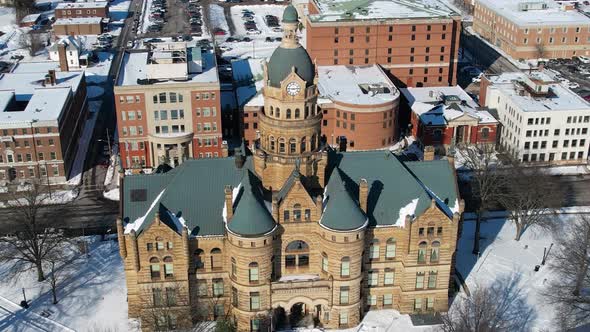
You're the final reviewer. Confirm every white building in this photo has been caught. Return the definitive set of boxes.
[482,71,590,164]
[48,36,87,70]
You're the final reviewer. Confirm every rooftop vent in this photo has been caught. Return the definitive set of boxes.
[130,189,147,202]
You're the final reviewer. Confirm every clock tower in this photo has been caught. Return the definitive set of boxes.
[254,5,326,192]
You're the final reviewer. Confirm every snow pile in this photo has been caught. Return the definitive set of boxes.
[104,188,120,201]
[395,198,419,226]
[222,183,242,223]
[125,189,166,233]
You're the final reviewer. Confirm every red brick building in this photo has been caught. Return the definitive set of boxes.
[401,86,498,150]
[55,2,109,19]
[114,42,223,171]
[0,67,88,184]
[242,64,401,151]
[53,17,105,36]
[305,0,462,87]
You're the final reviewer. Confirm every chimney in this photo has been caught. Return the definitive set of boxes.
[359,178,368,213]
[423,146,435,161]
[48,69,57,85]
[116,218,127,258]
[224,185,233,220]
[315,195,323,218]
[234,148,245,169]
[57,42,69,72]
[129,229,140,272]
[272,196,279,221]
[221,141,229,157]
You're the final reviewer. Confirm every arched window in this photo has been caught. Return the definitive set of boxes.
[300,137,306,153]
[285,240,309,267]
[211,248,222,269]
[321,252,329,272]
[276,108,280,118]
[430,241,440,262]
[293,203,302,221]
[286,109,292,119]
[279,138,286,153]
[269,136,275,151]
[163,256,174,278]
[150,257,160,279]
[369,239,380,260]
[249,262,259,282]
[289,138,297,154]
[341,257,350,277]
[231,257,237,277]
[294,108,300,119]
[386,238,397,259]
[418,242,427,263]
[270,105,274,116]
[194,249,204,269]
[311,134,317,151]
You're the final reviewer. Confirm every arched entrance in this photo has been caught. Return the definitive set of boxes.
[273,297,328,330]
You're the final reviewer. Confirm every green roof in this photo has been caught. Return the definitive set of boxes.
[321,168,367,231]
[282,5,299,23]
[267,46,314,88]
[228,170,276,237]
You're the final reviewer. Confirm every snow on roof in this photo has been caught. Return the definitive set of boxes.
[278,274,320,282]
[488,71,590,112]
[477,0,590,26]
[125,189,167,234]
[21,13,40,23]
[117,48,219,86]
[48,36,81,52]
[318,65,399,107]
[0,71,84,126]
[11,61,61,74]
[309,0,458,23]
[402,85,498,124]
[54,17,103,26]
[56,2,108,10]
[394,198,418,227]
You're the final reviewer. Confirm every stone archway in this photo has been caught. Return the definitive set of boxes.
[272,296,330,330]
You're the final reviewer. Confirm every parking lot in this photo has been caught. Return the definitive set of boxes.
[141,0,205,38]
[545,57,590,100]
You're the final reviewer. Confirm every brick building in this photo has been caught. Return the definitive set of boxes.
[0,67,87,184]
[473,0,590,59]
[305,0,462,87]
[114,41,223,171]
[53,17,105,36]
[118,7,462,332]
[402,86,498,151]
[242,64,401,151]
[55,2,109,19]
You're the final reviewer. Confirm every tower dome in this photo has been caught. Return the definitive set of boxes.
[267,5,314,88]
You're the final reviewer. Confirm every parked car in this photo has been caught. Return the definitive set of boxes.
[247,29,261,35]
[567,81,581,89]
[577,56,590,64]
[214,28,226,36]
[219,45,232,52]
[272,27,282,32]
[265,37,273,42]
[242,37,251,42]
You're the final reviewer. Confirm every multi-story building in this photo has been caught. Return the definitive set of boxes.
[117,7,463,332]
[402,86,498,151]
[480,71,590,164]
[305,0,462,87]
[0,68,87,184]
[473,0,590,59]
[53,17,105,36]
[115,41,223,171]
[55,2,109,19]
[243,64,401,151]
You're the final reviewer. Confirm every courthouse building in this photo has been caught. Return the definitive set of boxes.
[118,7,462,332]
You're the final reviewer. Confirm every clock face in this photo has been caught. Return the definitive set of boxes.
[286,82,301,96]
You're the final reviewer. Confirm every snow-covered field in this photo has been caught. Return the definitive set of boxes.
[455,213,576,330]
[0,236,138,331]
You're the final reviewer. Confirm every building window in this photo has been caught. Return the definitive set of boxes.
[385,238,396,258]
[231,257,237,277]
[339,312,348,326]
[418,242,427,263]
[340,287,349,304]
[341,257,350,277]
[150,257,160,279]
[251,319,260,332]
[213,279,224,296]
[428,271,438,288]
[415,298,422,311]
[249,262,259,282]
[384,294,393,306]
[369,239,380,260]
[163,257,174,278]
[194,249,204,269]
[384,269,395,285]
[322,252,328,272]
[416,272,425,289]
[368,270,378,286]
[211,248,222,269]
[250,292,260,310]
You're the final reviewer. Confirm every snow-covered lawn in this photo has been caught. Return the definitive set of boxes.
[455,212,577,330]
[0,236,138,331]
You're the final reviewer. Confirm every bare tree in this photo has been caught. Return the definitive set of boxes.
[496,164,563,241]
[19,32,45,57]
[0,182,70,281]
[458,144,503,255]
[442,273,535,332]
[13,0,36,23]
[544,216,590,329]
[45,246,74,305]
[535,43,546,59]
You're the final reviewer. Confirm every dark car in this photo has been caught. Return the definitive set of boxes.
[265,37,273,42]
[182,34,193,41]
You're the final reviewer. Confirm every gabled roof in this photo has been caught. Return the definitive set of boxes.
[327,150,459,228]
[321,168,366,231]
[228,170,276,237]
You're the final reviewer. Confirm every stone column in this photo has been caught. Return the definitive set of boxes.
[177,143,184,164]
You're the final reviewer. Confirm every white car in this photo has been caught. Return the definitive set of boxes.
[246,29,261,35]
[578,55,590,64]
[272,27,282,32]
[567,82,580,89]
[219,45,232,52]
[471,72,484,83]
[127,40,134,48]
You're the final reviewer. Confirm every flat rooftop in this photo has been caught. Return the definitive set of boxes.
[318,65,399,106]
[117,46,219,87]
[477,0,590,26]
[0,71,84,126]
[54,17,104,25]
[308,0,458,23]
[56,2,108,10]
[488,71,590,112]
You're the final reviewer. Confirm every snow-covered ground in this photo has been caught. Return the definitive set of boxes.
[0,189,79,208]
[209,4,229,34]
[0,236,138,331]
[109,0,133,22]
[66,111,99,186]
[455,212,579,330]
